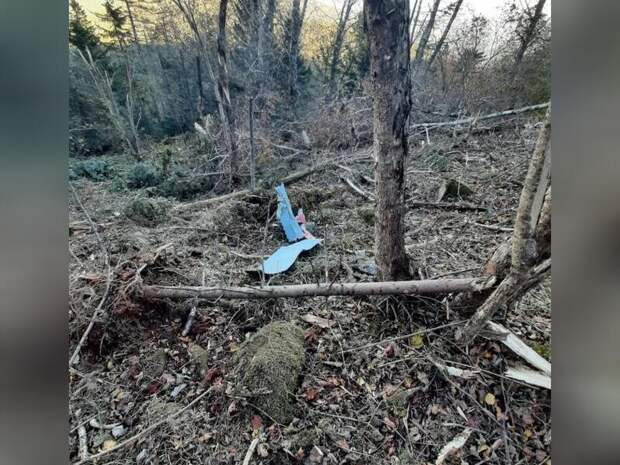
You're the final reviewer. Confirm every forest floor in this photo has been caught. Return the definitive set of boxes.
[69,115,551,465]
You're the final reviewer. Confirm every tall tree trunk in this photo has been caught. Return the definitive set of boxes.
[365,0,412,281]
[172,0,239,187]
[509,0,547,107]
[288,0,308,104]
[195,55,207,118]
[217,0,240,186]
[425,0,463,72]
[409,0,422,45]
[328,0,356,97]
[260,0,277,82]
[412,0,441,75]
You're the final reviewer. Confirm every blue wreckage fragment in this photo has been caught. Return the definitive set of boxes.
[262,184,321,274]
[275,183,306,242]
[262,238,321,275]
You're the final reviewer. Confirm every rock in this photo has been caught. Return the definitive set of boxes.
[235,321,306,424]
[436,178,474,201]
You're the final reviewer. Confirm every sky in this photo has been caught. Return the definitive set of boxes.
[77,0,551,25]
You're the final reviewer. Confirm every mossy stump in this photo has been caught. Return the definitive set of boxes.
[124,196,170,227]
[235,322,305,424]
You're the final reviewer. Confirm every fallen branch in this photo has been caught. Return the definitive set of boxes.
[173,162,334,212]
[435,428,473,465]
[69,183,112,366]
[409,200,487,212]
[77,424,88,462]
[504,366,551,390]
[242,437,260,465]
[340,175,375,200]
[412,102,549,130]
[472,222,514,233]
[141,277,493,301]
[487,321,551,375]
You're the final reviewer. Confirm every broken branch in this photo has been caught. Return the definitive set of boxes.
[141,277,493,301]
[412,102,549,130]
[173,162,334,212]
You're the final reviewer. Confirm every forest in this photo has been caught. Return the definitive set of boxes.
[68,0,551,464]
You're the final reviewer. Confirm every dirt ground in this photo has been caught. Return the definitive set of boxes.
[69,115,551,465]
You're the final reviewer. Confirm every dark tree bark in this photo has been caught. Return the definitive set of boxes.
[412,0,441,75]
[425,0,464,72]
[195,55,207,117]
[509,0,547,107]
[288,0,308,103]
[328,0,356,96]
[217,0,240,185]
[409,0,422,45]
[365,0,412,281]
[260,0,277,79]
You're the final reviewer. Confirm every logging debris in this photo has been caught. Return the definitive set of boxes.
[69,118,551,465]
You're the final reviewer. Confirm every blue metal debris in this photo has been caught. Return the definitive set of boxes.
[275,183,306,242]
[262,184,321,274]
[262,238,322,275]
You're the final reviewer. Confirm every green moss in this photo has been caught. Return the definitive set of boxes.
[124,196,170,226]
[235,322,306,424]
[532,341,551,361]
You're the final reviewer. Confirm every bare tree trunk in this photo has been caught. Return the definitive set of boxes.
[456,107,551,343]
[260,0,277,83]
[249,97,256,190]
[195,55,207,118]
[509,0,547,107]
[412,0,441,75]
[409,0,422,46]
[365,0,412,281]
[77,48,142,160]
[172,0,238,187]
[425,0,464,72]
[328,0,356,97]
[217,0,240,186]
[124,63,142,157]
[288,0,308,104]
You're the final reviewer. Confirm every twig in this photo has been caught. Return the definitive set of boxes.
[343,320,466,353]
[69,183,112,366]
[182,268,206,336]
[242,437,260,465]
[71,388,210,465]
[77,424,88,461]
[472,222,514,233]
[340,175,375,200]
[409,200,487,212]
[411,103,549,130]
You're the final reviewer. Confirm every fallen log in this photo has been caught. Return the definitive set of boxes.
[140,277,493,301]
[411,102,549,130]
[173,162,334,212]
